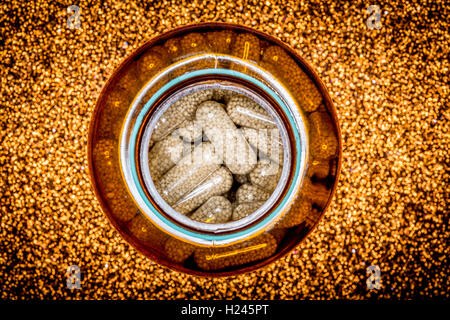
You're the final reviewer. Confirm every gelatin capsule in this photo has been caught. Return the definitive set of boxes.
[190,196,232,224]
[309,112,338,160]
[269,228,288,244]
[227,95,277,129]
[231,33,261,63]
[194,233,277,271]
[196,101,257,175]
[94,139,137,222]
[236,183,271,204]
[262,46,322,113]
[156,143,220,205]
[151,90,213,142]
[137,48,166,83]
[206,30,235,54]
[148,135,189,182]
[175,120,203,142]
[164,238,196,263]
[275,197,312,229]
[241,127,284,163]
[115,64,142,96]
[128,213,168,248]
[232,201,265,221]
[164,37,181,61]
[173,167,233,215]
[98,88,133,139]
[179,33,215,70]
[249,160,282,193]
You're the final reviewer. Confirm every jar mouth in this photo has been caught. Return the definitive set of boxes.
[120,54,309,246]
[140,80,291,233]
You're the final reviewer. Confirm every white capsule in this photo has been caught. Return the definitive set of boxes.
[148,135,189,182]
[241,127,284,164]
[226,95,277,129]
[175,119,203,142]
[196,101,257,175]
[236,183,271,204]
[249,160,282,193]
[156,142,220,205]
[190,196,232,223]
[151,89,213,142]
[173,167,233,215]
[232,201,265,221]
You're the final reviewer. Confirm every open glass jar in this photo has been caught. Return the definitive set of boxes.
[89,23,341,276]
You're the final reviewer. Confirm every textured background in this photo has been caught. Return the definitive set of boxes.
[0,0,448,299]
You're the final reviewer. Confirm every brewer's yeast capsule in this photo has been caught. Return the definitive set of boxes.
[249,160,282,193]
[235,183,271,204]
[151,90,213,142]
[164,238,196,263]
[156,143,220,205]
[227,95,277,129]
[190,196,232,223]
[196,101,257,175]
[232,201,265,221]
[175,120,203,142]
[241,127,284,164]
[173,167,233,215]
[194,233,277,271]
[148,135,187,182]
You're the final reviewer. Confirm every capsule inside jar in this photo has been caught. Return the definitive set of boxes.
[146,86,287,229]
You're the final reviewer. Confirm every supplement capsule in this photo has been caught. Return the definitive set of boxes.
[128,213,168,248]
[196,101,257,175]
[164,238,196,263]
[275,197,312,229]
[137,47,166,83]
[179,33,215,71]
[151,90,213,142]
[241,127,284,164]
[98,88,133,139]
[227,95,277,129]
[232,201,265,221]
[156,143,220,205]
[175,120,203,142]
[164,37,181,61]
[148,135,188,182]
[115,64,142,96]
[236,183,271,204]
[261,46,322,113]
[194,233,277,271]
[190,196,232,224]
[206,30,235,54]
[309,111,338,160]
[94,139,137,222]
[231,33,261,64]
[173,166,233,215]
[249,160,282,193]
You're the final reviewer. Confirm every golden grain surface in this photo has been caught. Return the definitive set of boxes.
[0,0,448,299]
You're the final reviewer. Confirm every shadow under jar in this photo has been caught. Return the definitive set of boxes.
[88,23,342,276]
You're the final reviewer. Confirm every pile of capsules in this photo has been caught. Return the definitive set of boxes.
[148,88,284,224]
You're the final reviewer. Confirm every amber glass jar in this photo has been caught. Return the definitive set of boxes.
[88,23,341,276]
